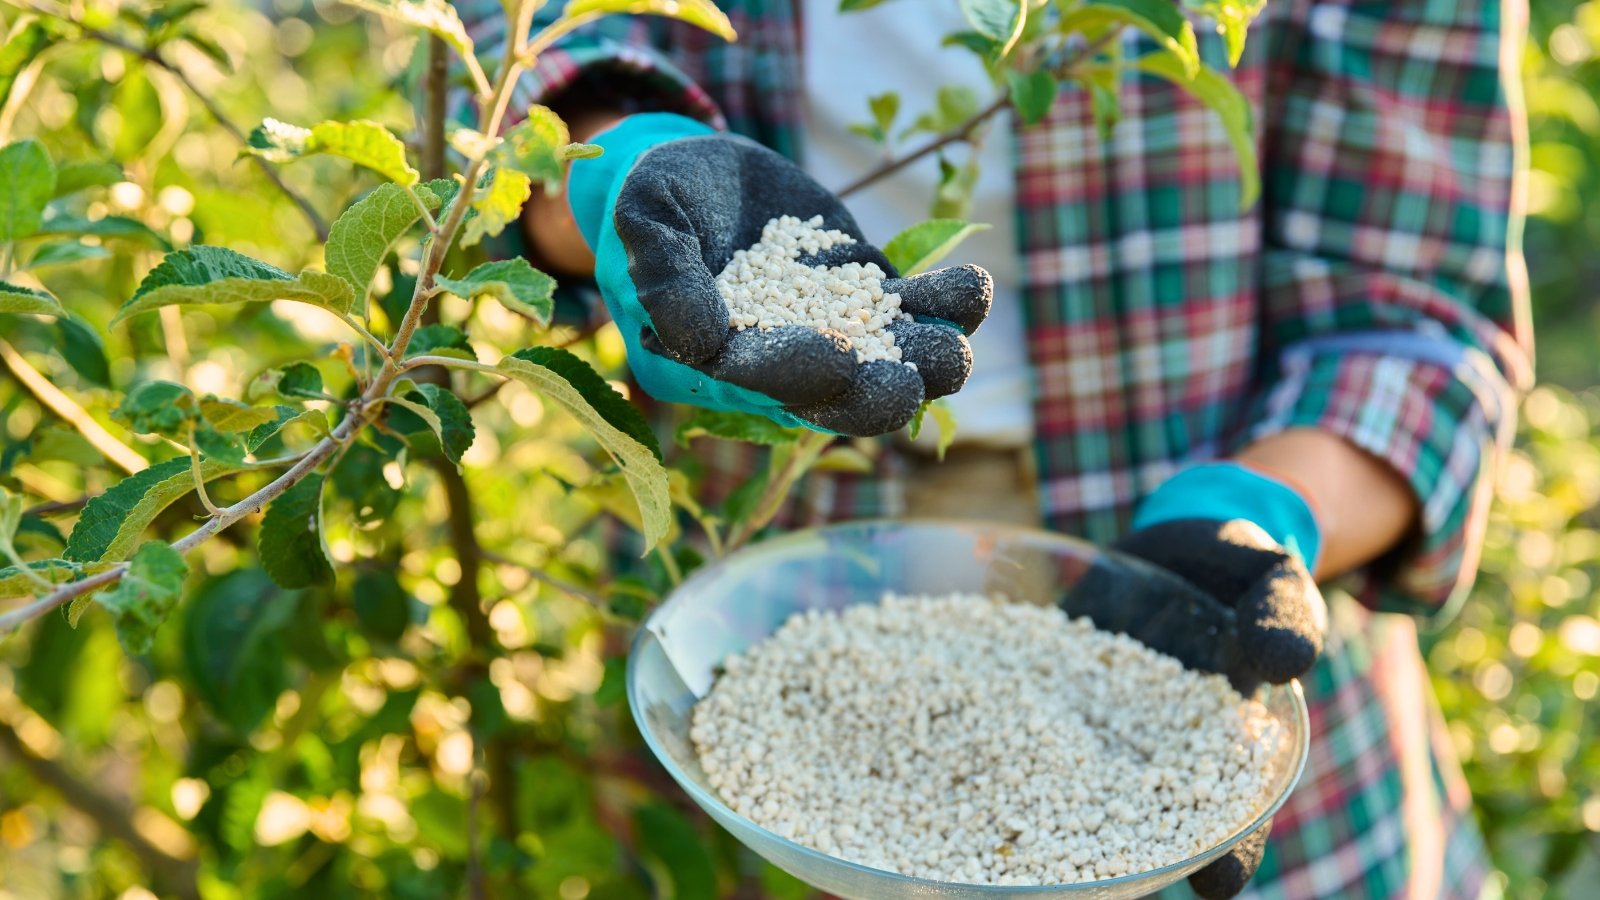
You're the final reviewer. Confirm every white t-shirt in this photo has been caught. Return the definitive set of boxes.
[801,0,1035,448]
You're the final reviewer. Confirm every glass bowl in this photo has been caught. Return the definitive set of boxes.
[627,520,1310,899]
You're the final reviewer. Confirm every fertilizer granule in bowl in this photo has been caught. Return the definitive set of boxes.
[689,592,1283,886]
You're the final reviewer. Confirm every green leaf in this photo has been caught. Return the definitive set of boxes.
[1006,68,1060,126]
[0,281,61,316]
[0,488,23,548]
[903,86,982,139]
[562,0,736,42]
[1183,0,1265,67]
[1136,51,1259,208]
[406,324,473,359]
[51,161,123,198]
[276,362,327,400]
[114,381,195,437]
[113,246,357,325]
[245,118,419,185]
[390,384,474,466]
[244,406,328,453]
[0,559,85,599]
[353,569,410,644]
[560,142,603,160]
[943,30,1001,58]
[1060,1,1200,78]
[459,167,532,248]
[960,0,1026,56]
[330,441,401,523]
[341,0,477,64]
[199,397,282,434]
[182,570,298,735]
[839,0,895,8]
[435,258,555,326]
[497,348,670,550]
[1,18,52,113]
[64,457,239,563]
[325,180,446,297]
[35,213,172,250]
[0,139,55,241]
[94,541,187,654]
[259,474,333,589]
[883,219,991,276]
[500,105,569,188]
[28,241,110,269]
[634,803,717,899]
[55,314,111,386]
[675,410,801,447]
[932,154,982,220]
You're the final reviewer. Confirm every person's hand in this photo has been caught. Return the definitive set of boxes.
[567,113,992,437]
[1109,463,1324,899]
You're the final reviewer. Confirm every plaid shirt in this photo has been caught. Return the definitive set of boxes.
[462,1,1529,896]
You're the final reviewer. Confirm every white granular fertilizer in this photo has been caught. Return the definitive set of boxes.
[690,593,1282,886]
[716,215,910,364]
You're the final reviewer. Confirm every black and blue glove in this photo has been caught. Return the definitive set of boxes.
[567,114,992,437]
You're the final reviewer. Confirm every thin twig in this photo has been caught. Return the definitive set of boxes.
[483,550,607,608]
[836,30,1124,198]
[0,337,148,475]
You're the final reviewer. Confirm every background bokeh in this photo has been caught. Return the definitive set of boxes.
[0,1,1596,897]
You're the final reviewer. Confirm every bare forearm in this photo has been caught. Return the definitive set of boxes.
[1235,428,1418,581]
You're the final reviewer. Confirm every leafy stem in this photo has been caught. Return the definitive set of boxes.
[724,430,834,552]
[184,423,223,517]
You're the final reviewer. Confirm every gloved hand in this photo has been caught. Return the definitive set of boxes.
[1116,462,1325,900]
[567,113,992,437]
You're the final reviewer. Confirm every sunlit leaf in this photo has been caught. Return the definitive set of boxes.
[244,118,419,185]
[0,139,55,241]
[1006,68,1059,126]
[0,559,86,599]
[497,348,670,550]
[1,18,53,113]
[562,0,736,42]
[93,540,187,653]
[199,397,283,434]
[501,104,569,188]
[435,258,555,326]
[459,167,532,248]
[0,281,61,316]
[258,474,333,589]
[325,180,447,296]
[113,246,358,324]
[959,0,1026,56]
[1060,0,1200,78]
[1136,51,1259,208]
[340,0,477,64]
[883,219,991,276]
[64,457,240,564]
[1183,0,1265,67]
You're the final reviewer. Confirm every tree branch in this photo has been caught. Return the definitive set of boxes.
[836,31,1125,199]
[0,720,201,900]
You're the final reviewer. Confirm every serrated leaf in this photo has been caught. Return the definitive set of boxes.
[199,397,282,433]
[36,213,172,250]
[93,540,186,653]
[55,314,111,386]
[64,457,239,563]
[0,281,61,316]
[51,161,123,198]
[675,410,801,447]
[341,0,476,63]
[497,348,670,550]
[562,0,736,41]
[245,118,419,185]
[0,559,84,599]
[1061,1,1200,78]
[1136,51,1259,208]
[276,362,326,400]
[960,0,1026,56]
[389,384,474,465]
[1006,68,1059,126]
[406,324,473,358]
[459,167,532,248]
[0,139,53,242]
[28,241,110,269]
[259,474,333,589]
[883,219,991,276]
[245,406,329,453]
[435,258,555,326]
[114,246,357,324]
[500,105,568,188]
[325,180,445,297]
[114,381,195,437]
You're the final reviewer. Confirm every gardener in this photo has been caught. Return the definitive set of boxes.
[461,1,1530,896]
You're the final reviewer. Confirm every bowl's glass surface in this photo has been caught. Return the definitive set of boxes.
[627,520,1310,899]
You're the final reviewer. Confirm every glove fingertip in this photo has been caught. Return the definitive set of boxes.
[888,321,972,400]
[887,264,993,335]
[1188,821,1272,900]
[788,360,924,437]
[1240,565,1323,684]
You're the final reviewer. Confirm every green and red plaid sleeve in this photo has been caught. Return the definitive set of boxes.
[1244,0,1534,618]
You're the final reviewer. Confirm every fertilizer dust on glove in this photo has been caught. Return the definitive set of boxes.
[691,593,1285,887]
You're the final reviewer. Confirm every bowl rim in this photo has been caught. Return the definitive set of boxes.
[626,518,1313,893]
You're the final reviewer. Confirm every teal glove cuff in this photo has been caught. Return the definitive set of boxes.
[1132,462,1323,571]
[568,112,716,252]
